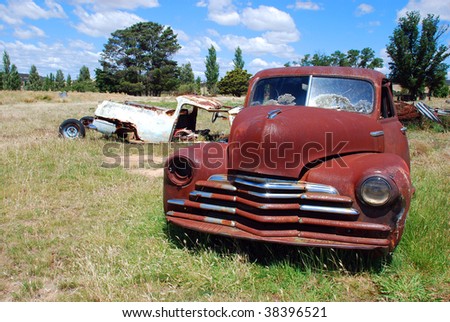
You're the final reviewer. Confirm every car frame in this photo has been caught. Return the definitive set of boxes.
[59,95,241,142]
[163,66,414,254]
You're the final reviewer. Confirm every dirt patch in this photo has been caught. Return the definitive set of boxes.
[129,167,164,178]
[334,275,380,301]
[118,154,165,179]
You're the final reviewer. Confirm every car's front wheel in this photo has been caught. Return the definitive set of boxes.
[59,119,86,139]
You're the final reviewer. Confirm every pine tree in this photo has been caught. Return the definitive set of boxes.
[2,51,11,89]
[55,69,65,90]
[218,68,251,97]
[99,22,181,96]
[2,51,21,90]
[27,65,42,91]
[179,62,195,84]
[7,65,22,90]
[72,66,97,92]
[66,74,72,87]
[178,62,195,93]
[233,47,245,70]
[205,45,219,95]
[2,51,10,74]
[195,76,202,94]
[43,73,55,91]
[78,66,91,82]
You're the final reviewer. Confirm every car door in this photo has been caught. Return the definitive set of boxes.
[378,81,410,169]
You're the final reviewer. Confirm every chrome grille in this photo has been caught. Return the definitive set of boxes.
[166,173,392,248]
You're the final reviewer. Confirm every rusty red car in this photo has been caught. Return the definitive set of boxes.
[163,66,413,254]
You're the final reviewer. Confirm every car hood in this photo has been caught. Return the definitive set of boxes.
[227,105,384,179]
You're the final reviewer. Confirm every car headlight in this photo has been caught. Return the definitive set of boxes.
[167,156,194,186]
[358,176,393,206]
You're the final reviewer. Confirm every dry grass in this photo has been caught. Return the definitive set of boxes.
[0,91,449,302]
[0,90,166,105]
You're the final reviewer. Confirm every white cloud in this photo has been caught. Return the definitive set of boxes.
[202,3,301,40]
[14,25,46,39]
[207,29,220,37]
[209,11,240,26]
[72,0,159,11]
[242,6,297,32]
[290,1,322,11]
[205,0,240,26]
[221,34,296,58]
[222,5,301,56]
[398,0,450,21]
[199,2,301,60]
[174,29,190,42]
[177,36,221,59]
[206,5,301,59]
[375,48,390,75]
[73,7,144,37]
[1,0,67,25]
[0,40,100,76]
[68,39,95,51]
[177,44,202,57]
[71,0,160,38]
[0,4,22,25]
[185,37,221,52]
[196,1,208,7]
[175,45,208,79]
[263,30,301,45]
[176,54,205,77]
[249,58,269,68]
[203,37,221,51]
[178,30,291,77]
[248,58,283,73]
[356,4,374,16]
[43,0,67,17]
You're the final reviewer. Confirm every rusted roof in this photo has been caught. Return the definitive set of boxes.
[178,95,227,111]
[251,66,386,82]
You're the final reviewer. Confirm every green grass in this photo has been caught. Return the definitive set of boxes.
[0,92,449,301]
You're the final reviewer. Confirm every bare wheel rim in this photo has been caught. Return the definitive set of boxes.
[64,125,79,138]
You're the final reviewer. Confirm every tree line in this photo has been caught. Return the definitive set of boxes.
[285,47,384,69]
[1,11,449,99]
[0,51,97,92]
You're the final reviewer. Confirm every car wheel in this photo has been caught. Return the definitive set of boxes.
[59,119,86,139]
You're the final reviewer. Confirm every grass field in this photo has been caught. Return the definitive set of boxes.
[0,91,448,301]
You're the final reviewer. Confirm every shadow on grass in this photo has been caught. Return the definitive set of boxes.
[164,223,392,274]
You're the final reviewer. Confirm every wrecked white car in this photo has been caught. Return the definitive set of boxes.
[59,95,241,142]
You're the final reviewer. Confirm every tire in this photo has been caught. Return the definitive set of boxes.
[59,119,86,139]
[80,116,94,126]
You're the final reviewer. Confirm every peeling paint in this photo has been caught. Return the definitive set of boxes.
[61,95,239,143]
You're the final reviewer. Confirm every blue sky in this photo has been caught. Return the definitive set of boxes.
[1,0,449,80]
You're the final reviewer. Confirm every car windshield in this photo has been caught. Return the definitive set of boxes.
[250,76,374,113]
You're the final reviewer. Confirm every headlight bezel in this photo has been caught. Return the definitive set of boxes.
[167,155,195,187]
[357,175,398,207]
